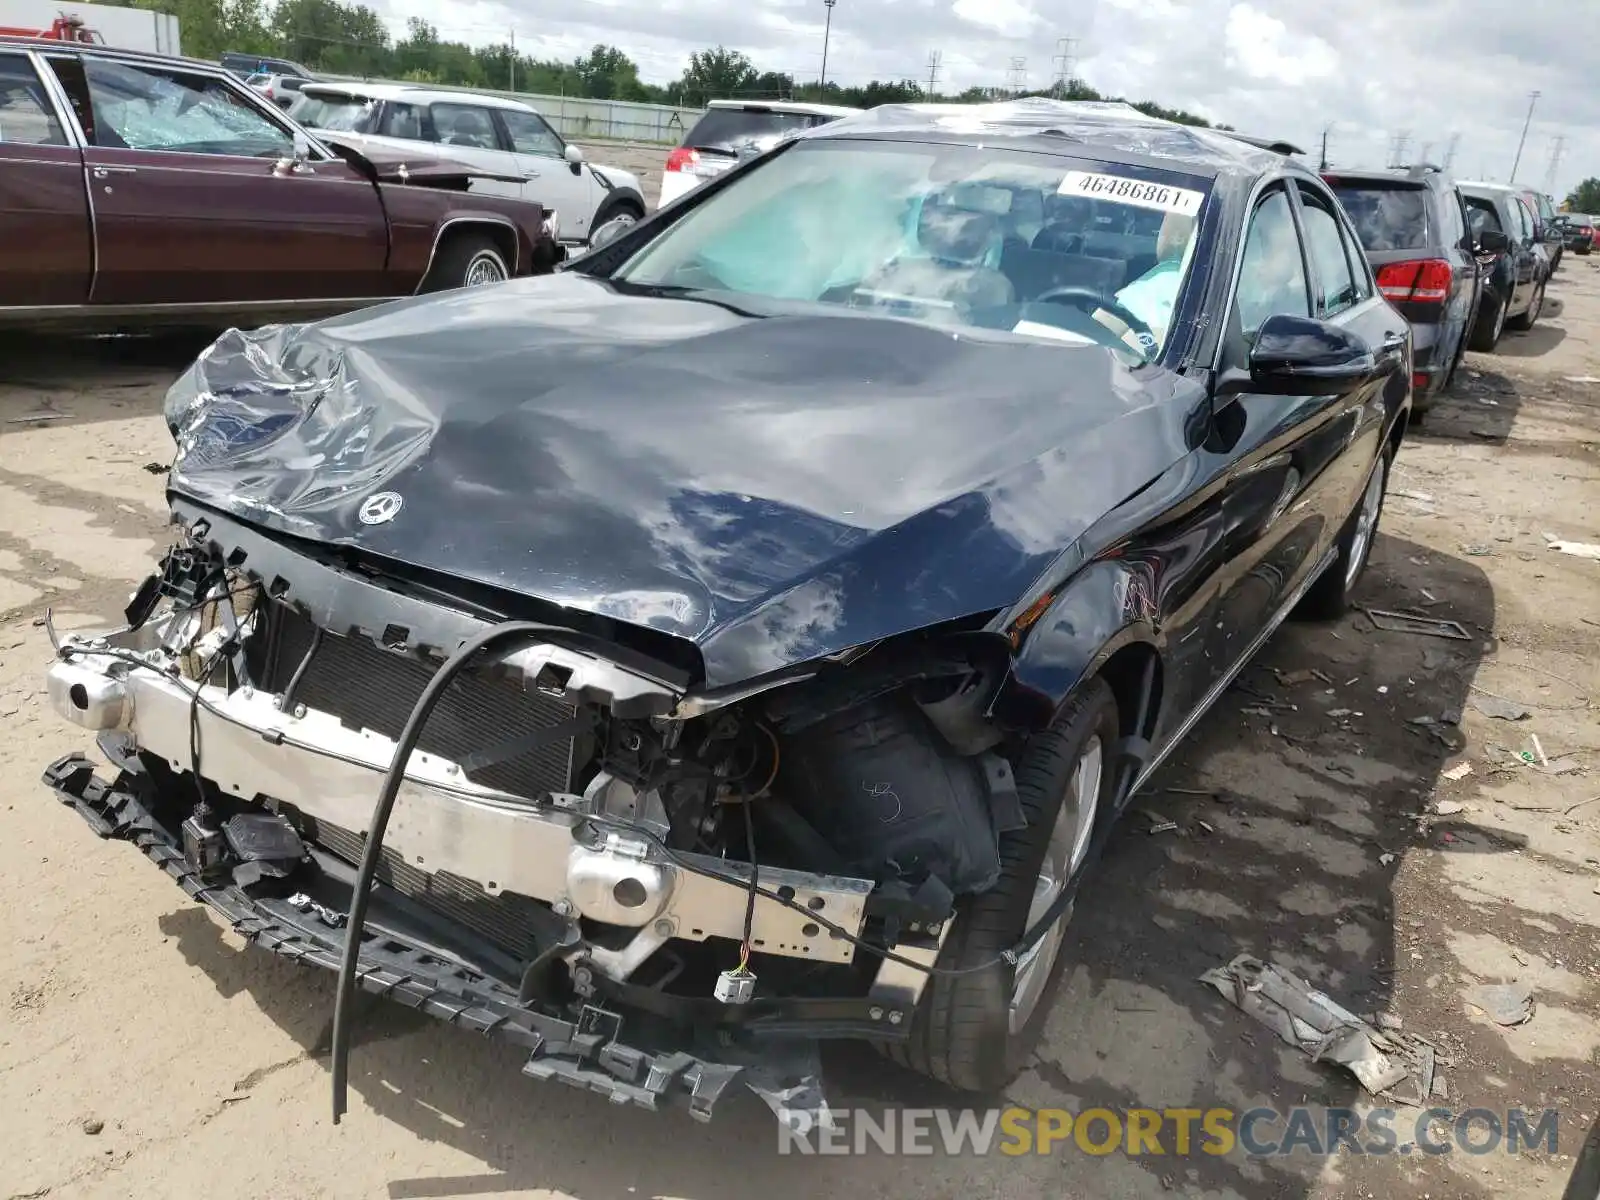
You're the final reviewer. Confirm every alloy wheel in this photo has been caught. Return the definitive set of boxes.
[1009,735,1102,1033]
[1345,459,1386,591]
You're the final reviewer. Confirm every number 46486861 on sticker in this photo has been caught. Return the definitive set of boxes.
[1058,171,1205,217]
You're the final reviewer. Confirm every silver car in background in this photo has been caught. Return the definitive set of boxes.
[289,82,646,248]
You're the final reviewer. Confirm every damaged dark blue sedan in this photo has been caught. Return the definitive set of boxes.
[41,100,1412,1122]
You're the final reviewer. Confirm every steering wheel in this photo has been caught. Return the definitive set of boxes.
[1031,285,1157,347]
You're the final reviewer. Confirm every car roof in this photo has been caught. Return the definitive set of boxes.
[298,80,536,113]
[812,98,1296,180]
[705,99,861,118]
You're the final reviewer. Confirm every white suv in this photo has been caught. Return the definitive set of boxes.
[290,83,646,247]
[660,99,860,207]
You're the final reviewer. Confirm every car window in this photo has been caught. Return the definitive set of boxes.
[375,101,427,139]
[1464,197,1501,241]
[1234,188,1310,336]
[431,103,498,150]
[1335,209,1373,300]
[1441,190,1467,250]
[1296,192,1361,315]
[682,107,819,157]
[499,108,564,157]
[1515,199,1535,242]
[1327,183,1428,251]
[294,93,378,133]
[615,139,1210,362]
[70,59,292,157]
[0,53,67,146]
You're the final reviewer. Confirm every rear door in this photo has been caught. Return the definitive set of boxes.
[0,49,90,307]
[46,53,389,305]
[494,107,596,241]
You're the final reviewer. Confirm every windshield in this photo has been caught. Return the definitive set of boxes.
[1329,184,1429,251]
[292,93,377,132]
[683,108,824,157]
[615,139,1210,362]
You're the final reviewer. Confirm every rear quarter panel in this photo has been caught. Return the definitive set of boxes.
[377,185,542,288]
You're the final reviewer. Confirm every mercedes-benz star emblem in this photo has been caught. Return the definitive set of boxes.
[358,491,403,525]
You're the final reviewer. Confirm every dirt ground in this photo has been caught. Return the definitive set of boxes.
[1,259,1598,1200]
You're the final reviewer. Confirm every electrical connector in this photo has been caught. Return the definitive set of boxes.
[714,968,756,1005]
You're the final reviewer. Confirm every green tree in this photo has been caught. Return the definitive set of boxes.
[678,46,757,104]
[1567,178,1600,213]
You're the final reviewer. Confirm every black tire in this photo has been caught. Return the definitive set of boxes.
[421,232,509,293]
[1506,279,1544,332]
[1298,444,1390,620]
[885,677,1122,1093]
[1467,290,1506,352]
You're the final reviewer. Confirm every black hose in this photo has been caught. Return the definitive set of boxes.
[330,620,550,1124]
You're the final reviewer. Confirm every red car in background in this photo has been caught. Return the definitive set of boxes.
[0,38,562,331]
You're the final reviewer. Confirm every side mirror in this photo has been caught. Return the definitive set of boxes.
[564,143,584,172]
[1235,313,1379,398]
[1478,229,1509,253]
[292,130,311,161]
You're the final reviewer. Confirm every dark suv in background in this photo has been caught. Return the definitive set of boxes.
[1325,164,1482,414]
[1563,214,1596,255]
[1458,181,1549,352]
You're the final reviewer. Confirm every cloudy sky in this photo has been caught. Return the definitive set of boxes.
[378,0,1596,201]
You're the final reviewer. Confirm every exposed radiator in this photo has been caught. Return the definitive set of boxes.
[309,816,548,958]
[247,601,578,802]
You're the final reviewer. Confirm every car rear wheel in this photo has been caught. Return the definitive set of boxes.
[884,677,1121,1092]
[1507,280,1544,332]
[423,233,509,293]
[1298,444,1390,620]
[1467,290,1506,352]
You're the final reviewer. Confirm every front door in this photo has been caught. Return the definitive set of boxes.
[1204,182,1392,673]
[45,54,389,305]
[494,107,596,243]
[0,51,90,307]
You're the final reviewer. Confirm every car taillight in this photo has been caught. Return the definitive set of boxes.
[1375,258,1452,304]
[664,146,700,174]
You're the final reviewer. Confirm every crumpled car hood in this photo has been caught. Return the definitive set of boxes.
[164,273,1202,687]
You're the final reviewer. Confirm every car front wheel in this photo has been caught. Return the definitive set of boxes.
[885,677,1121,1092]
[1468,290,1507,352]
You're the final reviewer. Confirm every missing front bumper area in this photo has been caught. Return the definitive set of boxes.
[42,752,883,1121]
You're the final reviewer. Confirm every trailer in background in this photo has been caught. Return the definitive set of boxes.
[0,0,178,53]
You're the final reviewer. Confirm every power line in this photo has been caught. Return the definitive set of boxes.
[1442,132,1460,173]
[1052,37,1076,96]
[1544,134,1566,194]
[1006,56,1027,94]
[1509,90,1539,181]
[1387,129,1411,168]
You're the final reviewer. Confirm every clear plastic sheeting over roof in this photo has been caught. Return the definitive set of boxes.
[821,98,1279,176]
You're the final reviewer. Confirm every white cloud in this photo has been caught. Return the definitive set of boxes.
[375,0,1600,201]
[1223,3,1337,85]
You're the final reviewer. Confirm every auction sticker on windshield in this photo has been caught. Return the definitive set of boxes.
[1058,171,1205,216]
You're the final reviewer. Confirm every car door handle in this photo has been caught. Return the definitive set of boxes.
[1380,332,1406,352]
[522,170,540,179]
[91,166,137,178]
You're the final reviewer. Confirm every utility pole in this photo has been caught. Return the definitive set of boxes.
[925,50,941,100]
[1442,132,1460,173]
[1052,37,1076,97]
[1387,130,1411,169]
[1543,134,1566,194]
[508,28,515,92]
[1509,90,1539,181]
[1006,56,1027,94]
[819,0,837,88]
[1319,123,1332,170]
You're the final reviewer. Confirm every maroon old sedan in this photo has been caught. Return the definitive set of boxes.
[0,39,562,331]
